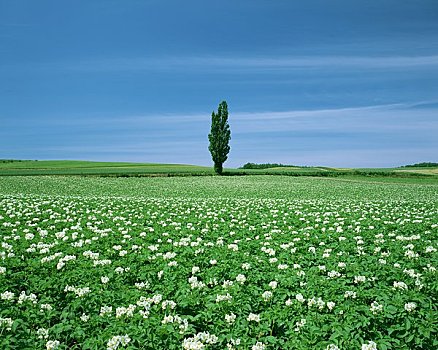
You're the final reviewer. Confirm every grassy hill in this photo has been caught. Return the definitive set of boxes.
[395,167,438,176]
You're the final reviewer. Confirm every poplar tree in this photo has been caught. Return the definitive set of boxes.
[208,101,231,175]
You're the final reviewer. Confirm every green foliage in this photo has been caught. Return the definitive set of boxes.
[208,101,231,175]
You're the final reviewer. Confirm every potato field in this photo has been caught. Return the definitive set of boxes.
[0,176,437,349]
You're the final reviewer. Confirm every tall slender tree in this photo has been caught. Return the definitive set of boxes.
[208,101,231,175]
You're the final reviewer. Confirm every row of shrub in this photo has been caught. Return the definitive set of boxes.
[400,162,438,168]
[240,162,303,169]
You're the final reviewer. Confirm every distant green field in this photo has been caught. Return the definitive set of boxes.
[0,160,437,178]
[0,160,213,176]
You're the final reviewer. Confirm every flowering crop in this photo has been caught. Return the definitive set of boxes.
[0,176,437,349]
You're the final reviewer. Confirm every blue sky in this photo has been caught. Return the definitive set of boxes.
[1,0,437,167]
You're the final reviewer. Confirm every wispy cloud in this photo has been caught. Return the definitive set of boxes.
[188,55,438,69]
[15,100,438,132]
[4,54,437,73]
[116,55,438,70]
[229,101,438,133]
[3,101,437,167]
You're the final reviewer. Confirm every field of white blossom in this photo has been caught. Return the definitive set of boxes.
[0,176,437,349]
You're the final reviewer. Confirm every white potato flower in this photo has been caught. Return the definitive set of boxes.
[37,328,49,339]
[404,302,417,312]
[326,345,340,350]
[262,291,273,301]
[225,312,236,324]
[235,274,246,284]
[1,291,14,301]
[370,301,383,315]
[296,293,306,303]
[269,281,278,289]
[0,317,13,331]
[241,263,251,270]
[247,313,261,322]
[46,340,60,350]
[252,342,266,350]
[361,341,377,350]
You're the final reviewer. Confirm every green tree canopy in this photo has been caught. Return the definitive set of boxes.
[208,101,231,175]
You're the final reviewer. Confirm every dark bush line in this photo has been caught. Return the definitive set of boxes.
[400,162,438,168]
[240,162,303,169]
[227,170,435,178]
[0,159,38,163]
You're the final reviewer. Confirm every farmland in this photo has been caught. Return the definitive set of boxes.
[0,161,213,176]
[1,160,438,178]
[0,176,437,349]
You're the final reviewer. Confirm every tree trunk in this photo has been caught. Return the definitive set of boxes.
[214,163,223,175]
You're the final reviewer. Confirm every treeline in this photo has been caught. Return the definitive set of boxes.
[0,159,36,163]
[401,162,438,168]
[240,162,300,169]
